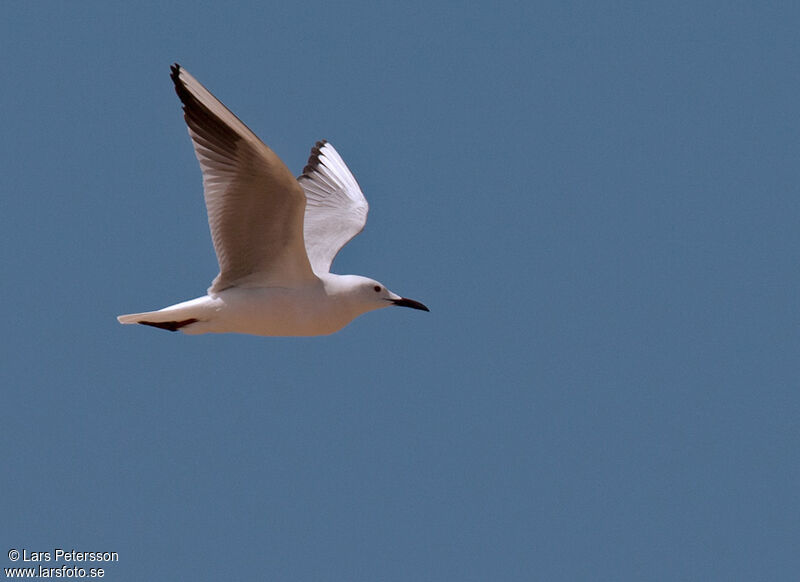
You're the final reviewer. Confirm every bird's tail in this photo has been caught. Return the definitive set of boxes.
[117,308,199,332]
[118,296,212,332]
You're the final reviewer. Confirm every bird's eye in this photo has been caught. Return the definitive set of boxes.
[374,285,382,292]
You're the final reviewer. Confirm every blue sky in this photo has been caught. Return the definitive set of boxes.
[2,1,799,580]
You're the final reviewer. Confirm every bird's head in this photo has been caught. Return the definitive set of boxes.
[337,275,429,314]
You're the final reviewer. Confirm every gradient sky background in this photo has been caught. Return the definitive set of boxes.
[2,2,799,580]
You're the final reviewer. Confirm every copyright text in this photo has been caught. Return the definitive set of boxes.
[6,549,118,579]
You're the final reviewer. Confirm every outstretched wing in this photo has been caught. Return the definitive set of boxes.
[170,64,315,293]
[298,141,369,274]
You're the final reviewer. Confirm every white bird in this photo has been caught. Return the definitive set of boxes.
[117,64,428,336]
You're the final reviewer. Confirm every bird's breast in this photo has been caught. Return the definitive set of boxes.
[209,286,355,336]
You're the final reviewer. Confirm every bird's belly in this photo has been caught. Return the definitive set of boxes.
[199,287,350,337]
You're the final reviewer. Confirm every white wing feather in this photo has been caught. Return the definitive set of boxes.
[298,141,369,274]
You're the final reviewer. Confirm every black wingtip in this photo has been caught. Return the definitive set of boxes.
[169,63,193,110]
[170,63,182,86]
[300,139,329,176]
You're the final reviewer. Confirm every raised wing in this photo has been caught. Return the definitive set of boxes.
[170,64,315,293]
[298,141,368,274]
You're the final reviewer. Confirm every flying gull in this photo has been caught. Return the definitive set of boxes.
[118,64,428,336]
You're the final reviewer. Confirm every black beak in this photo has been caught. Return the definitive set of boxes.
[391,297,430,312]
